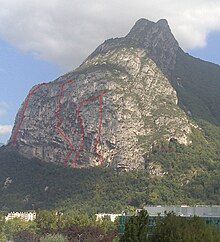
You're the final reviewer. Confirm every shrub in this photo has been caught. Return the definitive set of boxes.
[40,234,68,242]
[14,230,40,242]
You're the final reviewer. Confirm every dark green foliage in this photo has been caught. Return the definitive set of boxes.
[173,49,220,125]
[40,234,68,242]
[0,147,149,212]
[36,210,118,241]
[0,217,36,241]
[0,209,118,241]
[0,119,220,212]
[36,210,58,234]
[14,230,40,242]
[120,210,149,242]
[121,212,220,242]
[57,225,117,242]
[151,213,220,242]
[146,120,220,205]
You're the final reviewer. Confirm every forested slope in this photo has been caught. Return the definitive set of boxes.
[0,120,219,213]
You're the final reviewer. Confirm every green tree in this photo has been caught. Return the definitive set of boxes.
[97,217,117,234]
[40,234,68,242]
[4,218,36,240]
[151,212,220,242]
[14,230,40,242]
[120,210,149,242]
[61,210,93,229]
[36,210,58,234]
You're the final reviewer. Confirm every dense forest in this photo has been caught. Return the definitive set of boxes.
[0,119,219,213]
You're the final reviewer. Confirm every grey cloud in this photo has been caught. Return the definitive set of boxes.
[0,124,12,136]
[0,0,220,70]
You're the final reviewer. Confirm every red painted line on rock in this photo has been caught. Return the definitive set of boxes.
[55,82,75,151]
[55,80,76,167]
[11,83,48,145]
[72,91,106,167]
[12,77,106,168]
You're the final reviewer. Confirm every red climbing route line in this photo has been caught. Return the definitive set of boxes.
[11,77,106,168]
[95,94,104,165]
[55,80,76,167]
[72,91,106,167]
[11,83,48,145]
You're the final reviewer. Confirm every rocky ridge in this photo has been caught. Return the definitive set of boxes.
[87,19,179,77]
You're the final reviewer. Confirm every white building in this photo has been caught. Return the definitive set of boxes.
[143,205,220,217]
[5,211,36,222]
[96,213,121,222]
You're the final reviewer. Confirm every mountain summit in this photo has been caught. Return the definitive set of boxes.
[8,19,220,169]
[126,18,179,76]
[88,18,179,77]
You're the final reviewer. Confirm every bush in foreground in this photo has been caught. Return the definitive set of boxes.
[14,230,40,242]
[40,234,68,242]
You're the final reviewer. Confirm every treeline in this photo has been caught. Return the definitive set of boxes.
[121,211,220,242]
[1,210,219,242]
[0,210,119,241]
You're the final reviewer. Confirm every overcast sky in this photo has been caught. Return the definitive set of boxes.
[0,0,220,142]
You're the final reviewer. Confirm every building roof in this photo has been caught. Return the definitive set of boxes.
[143,205,220,217]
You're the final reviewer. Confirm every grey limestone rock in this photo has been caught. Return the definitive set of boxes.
[9,19,193,169]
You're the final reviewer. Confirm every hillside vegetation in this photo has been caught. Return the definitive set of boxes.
[0,120,219,213]
[173,49,220,125]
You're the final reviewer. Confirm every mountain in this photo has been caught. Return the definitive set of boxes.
[8,19,195,169]
[1,18,220,211]
[87,19,179,78]
[0,143,4,147]
[89,18,220,126]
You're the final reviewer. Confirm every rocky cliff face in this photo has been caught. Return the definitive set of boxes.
[9,19,192,169]
[88,19,179,78]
